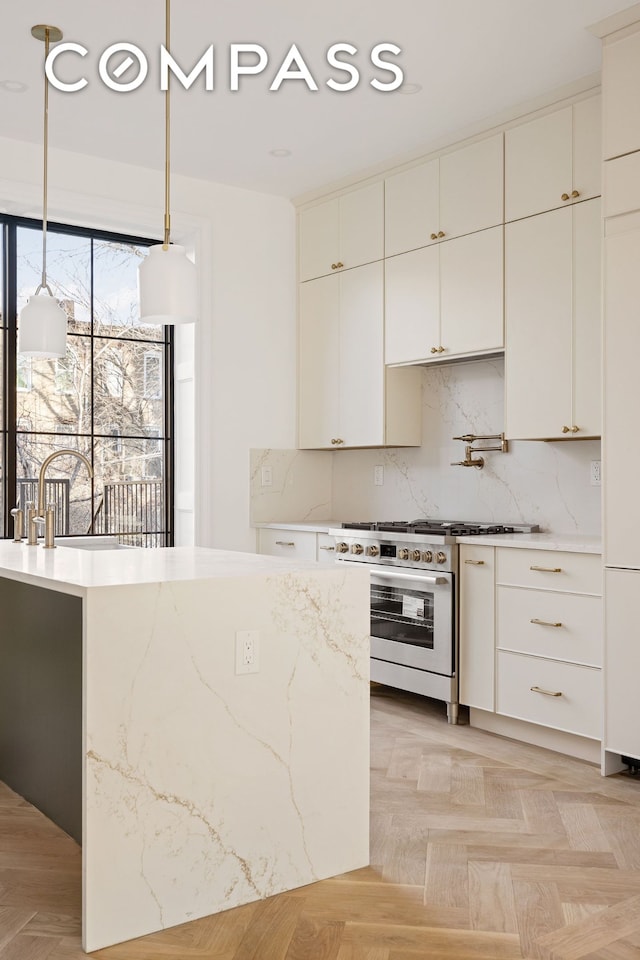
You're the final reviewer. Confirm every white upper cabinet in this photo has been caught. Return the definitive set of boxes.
[505,199,601,441]
[299,262,421,449]
[299,182,384,282]
[385,134,503,257]
[505,97,601,222]
[385,225,504,365]
[603,30,640,161]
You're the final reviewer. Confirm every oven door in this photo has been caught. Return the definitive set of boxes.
[367,565,454,677]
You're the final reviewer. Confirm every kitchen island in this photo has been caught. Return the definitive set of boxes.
[0,542,370,953]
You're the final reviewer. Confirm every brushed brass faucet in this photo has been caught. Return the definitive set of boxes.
[32,449,94,548]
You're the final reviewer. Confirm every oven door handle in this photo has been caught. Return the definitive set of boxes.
[372,570,449,586]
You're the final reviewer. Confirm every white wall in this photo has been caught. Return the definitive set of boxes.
[0,136,297,551]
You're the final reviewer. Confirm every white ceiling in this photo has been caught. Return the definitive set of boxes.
[0,0,632,199]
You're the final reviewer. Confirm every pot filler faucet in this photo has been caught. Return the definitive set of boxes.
[26,449,94,549]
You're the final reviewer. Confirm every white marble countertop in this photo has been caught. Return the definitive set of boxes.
[0,542,324,596]
[253,521,343,533]
[458,532,602,554]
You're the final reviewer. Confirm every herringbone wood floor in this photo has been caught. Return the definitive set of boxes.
[2,687,640,959]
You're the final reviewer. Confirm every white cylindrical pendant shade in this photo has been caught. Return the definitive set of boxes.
[138,243,198,325]
[18,293,67,358]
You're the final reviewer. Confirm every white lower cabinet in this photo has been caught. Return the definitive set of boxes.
[462,546,604,745]
[496,652,602,740]
[496,548,603,741]
[459,544,495,711]
[257,527,337,564]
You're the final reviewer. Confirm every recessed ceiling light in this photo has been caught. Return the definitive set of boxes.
[397,83,422,95]
[0,80,28,94]
[269,148,292,158]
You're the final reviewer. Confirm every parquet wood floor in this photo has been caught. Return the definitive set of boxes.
[2,687,640,958]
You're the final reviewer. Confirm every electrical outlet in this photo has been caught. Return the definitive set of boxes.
[374,465,384,486]
[590,460,601,486]
[261,466,272,487]
[235,630,260,675]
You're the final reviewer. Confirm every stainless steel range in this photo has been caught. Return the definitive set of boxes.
[329,520,538,724]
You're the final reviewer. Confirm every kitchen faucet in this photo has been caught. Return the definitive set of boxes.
[31,449,94,548]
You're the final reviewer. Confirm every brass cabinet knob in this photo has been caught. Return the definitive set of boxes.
[570,425,579,433]
[430,233,438,240]
[437,231,445,238]
[561,193,570,201]
[571,190,580,198]
[430,347,438,354]
[561,425,570,433]
[437,346,445,353]
[330,262,344,270]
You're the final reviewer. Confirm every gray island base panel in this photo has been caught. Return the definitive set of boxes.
[0,542,370,954]
[0,577,82,843]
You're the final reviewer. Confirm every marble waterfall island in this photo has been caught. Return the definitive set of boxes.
[0,543,371,952]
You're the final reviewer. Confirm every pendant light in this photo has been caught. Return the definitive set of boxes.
[18,25,67,359]
[138,0,197,325]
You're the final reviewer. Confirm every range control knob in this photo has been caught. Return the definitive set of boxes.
[351,543,364,555]
[366,545,380,557]
[412,549,422,561]
[436,551,447,565]
[398,548,410,561]
[336,542,349,554]
[422,550,433,563]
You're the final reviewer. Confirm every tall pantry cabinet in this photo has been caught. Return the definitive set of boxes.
[596,11,640,767]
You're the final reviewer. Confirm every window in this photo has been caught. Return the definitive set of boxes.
[1,217,174,545]
[143,352,162,399]
[17,355,32,392]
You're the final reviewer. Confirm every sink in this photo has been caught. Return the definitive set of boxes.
[57,536,137,551]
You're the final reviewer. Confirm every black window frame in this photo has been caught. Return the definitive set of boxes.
[1,214,175,545]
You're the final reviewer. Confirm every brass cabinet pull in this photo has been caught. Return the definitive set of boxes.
[530,565,562,573]
[531,685,563,698]
[437,346,445,353]
[570,425,579,433]
[330,261,344,270]
[275,541,295,547]
[530,618,563,628]
[561,193,570,201]
[330,438,344,446]
[464,559,485,565]
[430,233,438,240]
[319,545,336,551]
[561,425,570,433]
[430,347,439,354]
[571,190,580,198]
[437,231,445,238]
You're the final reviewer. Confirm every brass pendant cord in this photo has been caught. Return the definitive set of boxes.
[38,27,52,296]
[163,0,171,248]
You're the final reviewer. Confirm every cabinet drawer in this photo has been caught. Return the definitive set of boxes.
[497,651,601,740]
[317,533,338,564]
[496,549,602,595]
[497,587,602,667]
[257,529,317,561]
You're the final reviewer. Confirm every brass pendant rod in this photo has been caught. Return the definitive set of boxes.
[163,0,171,248]
[41,27,51,292]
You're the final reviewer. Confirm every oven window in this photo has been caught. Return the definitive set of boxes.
[371,582,435,649]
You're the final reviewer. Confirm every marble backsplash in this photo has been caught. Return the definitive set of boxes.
[251,358,602,535]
